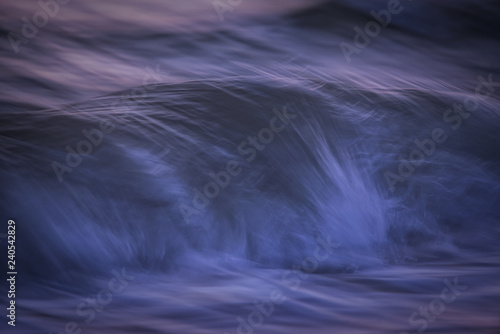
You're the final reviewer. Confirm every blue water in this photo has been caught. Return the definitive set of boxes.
[1,0,500,333]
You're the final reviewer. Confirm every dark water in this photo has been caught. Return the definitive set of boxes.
[1,0,500,333]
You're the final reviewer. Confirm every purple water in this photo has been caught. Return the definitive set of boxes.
[1,0,500,333]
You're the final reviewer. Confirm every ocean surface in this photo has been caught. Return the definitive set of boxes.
[1,0,500,333]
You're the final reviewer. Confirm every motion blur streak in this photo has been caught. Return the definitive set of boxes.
[0,0,500,333]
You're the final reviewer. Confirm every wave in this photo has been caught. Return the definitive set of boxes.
[2,72,499,290]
